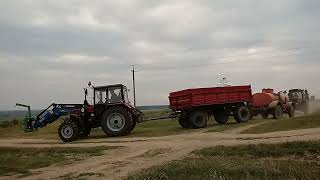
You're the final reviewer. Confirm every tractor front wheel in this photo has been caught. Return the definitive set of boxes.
[101,106,133,136]
[58,121,79,142]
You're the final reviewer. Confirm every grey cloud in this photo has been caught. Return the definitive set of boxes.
[0,0,320,110]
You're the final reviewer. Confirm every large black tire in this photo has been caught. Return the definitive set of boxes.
[189,111,208,129]
[127,120,136,133]
[58,121,79,142]
[178,116,191,128]
[213,111,229,124]
[101,106,133,136]
[272,105,283,119]
[288,106,295,118]
[178,112,191,128]
[234,106,251,123]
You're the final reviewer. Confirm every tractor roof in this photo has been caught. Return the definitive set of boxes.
[94,84,126,90]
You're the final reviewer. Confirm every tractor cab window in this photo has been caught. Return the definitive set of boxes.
[107,87,122,103]
[95,90,106,104]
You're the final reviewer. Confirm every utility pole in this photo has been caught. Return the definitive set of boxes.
[131,65,136,107]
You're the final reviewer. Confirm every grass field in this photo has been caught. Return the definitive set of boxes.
[0,146,113,177]
[126,141,320,180]
[242,111,320,134]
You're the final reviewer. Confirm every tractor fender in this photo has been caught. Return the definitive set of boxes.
[268,101,281,109]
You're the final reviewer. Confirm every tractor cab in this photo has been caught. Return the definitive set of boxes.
[288,89,310,114]
[93,84,130,105]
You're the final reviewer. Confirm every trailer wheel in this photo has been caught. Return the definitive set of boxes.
[272,105,283,119]
[213,111,229,124]
[178,116,191,128]
[234,106,251,123]
[101,106,133,136]
[189,111,208,129]
[58,121,79,142]
[288,106,295,118]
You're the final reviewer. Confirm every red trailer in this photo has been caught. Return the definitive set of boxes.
[169,85,253,129]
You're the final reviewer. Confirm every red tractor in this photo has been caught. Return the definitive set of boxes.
[57,83,143,142]
[22,83,143,142]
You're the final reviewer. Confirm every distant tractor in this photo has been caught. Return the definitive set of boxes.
[19,83,143,142]
[251,88,295,119]
[288,89,310,114]
[169,85,253,128]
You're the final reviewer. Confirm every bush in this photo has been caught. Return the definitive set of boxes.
[0,121,13,128]
[0,119,20,128]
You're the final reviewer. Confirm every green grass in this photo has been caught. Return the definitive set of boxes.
[126,141,320,180]
[242,111,320,134]
[0,146,113,177]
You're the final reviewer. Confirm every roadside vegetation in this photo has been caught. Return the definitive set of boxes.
[126,141,320,180]
[0,146,113,177]
[242,111,320,134]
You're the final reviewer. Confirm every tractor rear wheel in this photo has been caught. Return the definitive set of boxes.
[101,106,133,136]
[189,111,208,129]
[127,120,136,133]
[272,105,283,119]
[234,106,251,123]
[58,121,79,142]
[213,110,229,124]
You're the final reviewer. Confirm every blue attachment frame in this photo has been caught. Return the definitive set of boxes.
[27,103,83,131]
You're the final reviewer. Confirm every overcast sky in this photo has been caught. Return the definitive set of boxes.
[0,0,319,110]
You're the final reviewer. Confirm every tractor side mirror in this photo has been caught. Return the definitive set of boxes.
[88,81,92,87]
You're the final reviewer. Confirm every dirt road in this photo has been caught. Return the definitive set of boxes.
[1,124,320,180]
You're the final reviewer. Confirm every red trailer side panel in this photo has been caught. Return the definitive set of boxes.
[169,85,253,111]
